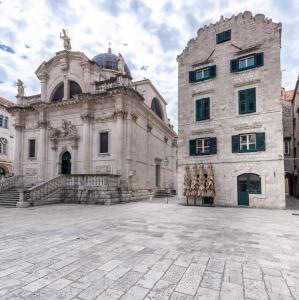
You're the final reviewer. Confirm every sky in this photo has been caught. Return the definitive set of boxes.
[0,0,299,128]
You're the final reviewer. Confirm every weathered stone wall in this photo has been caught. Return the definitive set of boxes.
[177,12,285,208]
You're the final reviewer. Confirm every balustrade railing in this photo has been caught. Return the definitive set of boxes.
[0,175,23,192]
[24,174,121,204]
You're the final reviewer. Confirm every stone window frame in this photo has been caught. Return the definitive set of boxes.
[284,138,291,155]
[28,138,37,160]
[235,85,259,117]
[98,130,110,156]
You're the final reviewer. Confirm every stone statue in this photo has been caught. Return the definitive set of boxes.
[62,120,77,137]
[60,29,71,51]
[205,164,215,197]
[117,53,125,75]
[48,123,61,138]
[17,79,24,96]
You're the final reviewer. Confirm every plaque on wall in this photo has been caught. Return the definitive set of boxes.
[95,165,112,174]
[25,168,38,177]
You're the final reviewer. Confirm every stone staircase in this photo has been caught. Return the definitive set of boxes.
[0,188,20,207]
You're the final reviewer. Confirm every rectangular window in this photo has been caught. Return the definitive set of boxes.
[238,55,255,70]
[239,88,256,114]
[284,139,290,155]
[189,65,216,83]
[232,132,265,153]
[28,139,36,158]
[99,132,109,154]
[4,117,8,129]
[189,137,217,156]
[196,98,210,121]
[231,52,264,73]
[216,30,231,44]
[240,134,256,151]
[0,115,3,127]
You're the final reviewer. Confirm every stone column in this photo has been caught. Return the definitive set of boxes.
[71,138,79,174]
[38,120,47,181]
[13,124,24,176]
[39,73,48,101]
[81,113,93,174]
[51,141,58,177]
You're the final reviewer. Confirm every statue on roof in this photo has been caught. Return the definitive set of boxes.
[117,53,125,75]
[17,79,24,97]
[60,29,71,51]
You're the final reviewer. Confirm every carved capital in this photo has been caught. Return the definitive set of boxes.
[113,110,128,120]
[81,112,94,122]
[38,120,48,129]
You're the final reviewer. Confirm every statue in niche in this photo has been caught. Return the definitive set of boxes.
[60,29,71,51]
[17,79,24,96]
[117,53,125,75]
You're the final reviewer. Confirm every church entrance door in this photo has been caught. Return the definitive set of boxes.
[61,151,71,175]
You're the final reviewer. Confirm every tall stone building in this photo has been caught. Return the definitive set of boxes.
[282,88,294,195]
[3,32,177,206]
[177,11,285,208]
[0,97,15,177]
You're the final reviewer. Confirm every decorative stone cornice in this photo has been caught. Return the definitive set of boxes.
[234,122,263,131]
[81,112,94,122]
[113,110,128,120]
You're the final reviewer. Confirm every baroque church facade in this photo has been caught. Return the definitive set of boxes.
[8,32,177,205]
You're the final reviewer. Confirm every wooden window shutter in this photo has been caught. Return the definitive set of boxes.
[255,52,264,67]
[230,59,238,72]
[239,90,247,114]
[209,65,216,78]
[203,98,210,119]
[189,71,195,83]
[189,139,197,156]
[224,30,231,41]
[196,100,203,121]
[209,137,217,154]
[232,135,240,153]
[256,132,266,151]
[216,32,223,44]
[247,88,256,112]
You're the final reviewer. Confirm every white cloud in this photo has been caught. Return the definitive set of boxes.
[0,0,298,129]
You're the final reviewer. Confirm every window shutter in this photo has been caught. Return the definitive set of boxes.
[203,98,210,119]
[196,100,203,121]
[209,65,216,78]
[232,135,240,153]
[247,88,256,112]
[230,59,238,72]
[223,30,231,41]
[256,132,265,151]
[239,90,247,114]
[216,32,223,44]
[209,137,217,154]
[189,71,196,83]
[189,139,196,156]
[255,52,264,67]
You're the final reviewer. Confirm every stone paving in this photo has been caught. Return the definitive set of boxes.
[0,199,299,299]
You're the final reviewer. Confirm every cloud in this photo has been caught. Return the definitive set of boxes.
[0,0,298,128]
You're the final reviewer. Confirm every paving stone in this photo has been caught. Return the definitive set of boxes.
[47,278,72,290]
[162,264,187,283]
[244,278,268,300]
[200,271,222,291]
[111,271,143,292]
[145,279,176,300]
[170,291,193,300]
[137,270,163,289]
[99,260,122,272]
[96,288,124,300]
[264,275,292,297]
[121,286,149,300]
[207,258,225,273]
[220,281,243,300]
[78,277,114,300]
[106,265,131,281]
[175,263,204,295]
[23,278,53,292]
[243,265,263,280]
[195,287,219,300]
[151,258,173,272]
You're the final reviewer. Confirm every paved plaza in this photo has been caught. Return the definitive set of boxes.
[0,200,299,300]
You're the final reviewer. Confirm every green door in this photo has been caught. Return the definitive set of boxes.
[238,174,249,206]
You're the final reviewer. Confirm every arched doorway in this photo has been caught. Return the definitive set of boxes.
[61,151,71,175]
[237,173,261,206]
[0,167,6,178]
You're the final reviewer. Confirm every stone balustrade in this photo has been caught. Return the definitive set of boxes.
[0,175,23,192]
[24,174,121,205]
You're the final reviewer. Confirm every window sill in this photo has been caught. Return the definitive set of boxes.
[237,112,258,117]
[28,157,37,161]
[189,78,214,84]
[98,153,110,157]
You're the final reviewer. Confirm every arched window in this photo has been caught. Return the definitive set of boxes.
[69,81,82,98]
[151,98,163,120]
[52,82,64,102]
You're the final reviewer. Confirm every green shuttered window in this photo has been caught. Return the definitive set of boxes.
[232,133,265,153]
[216,30,231,44]
[239,88,256,114]
[189,137,217,156]
[196,98,210,121]
[189,65,216,83]
[231,52,264,72]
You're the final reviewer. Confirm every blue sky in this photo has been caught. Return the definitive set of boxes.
[0,0,298,127]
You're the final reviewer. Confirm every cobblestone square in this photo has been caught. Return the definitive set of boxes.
[0,201,299,299]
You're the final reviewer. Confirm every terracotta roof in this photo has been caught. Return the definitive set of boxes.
[0,97,15,107]
[284,90,294,102]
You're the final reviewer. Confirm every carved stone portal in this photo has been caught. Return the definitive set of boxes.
[48,120,78,139]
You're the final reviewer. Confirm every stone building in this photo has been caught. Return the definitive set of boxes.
[282,88,294,195]
[177,11,285,208]
[292,77,299,197]
[3,32,177,206]
[0,97,15,177]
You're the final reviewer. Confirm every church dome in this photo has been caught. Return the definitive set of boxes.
[92,47,132,78]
